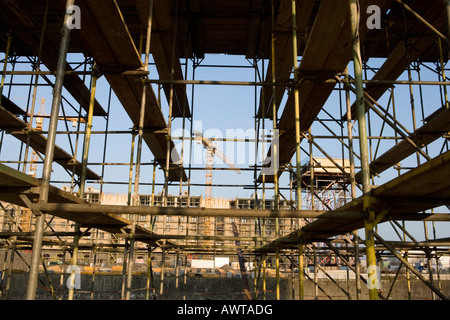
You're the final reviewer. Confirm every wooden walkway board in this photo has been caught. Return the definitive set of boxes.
[0,0,106,117]
[372,150,450,201]
[256,0,316,119]
[0,163,157,242]
[344,0,446,120]
[355,106,450,183]
[0,102,100,181]
[258,0,388,183]
[74,0,186,181]
[258,0,351,182]
[135,0,191,118]
[0,95,25,115]
[257,150,450,251]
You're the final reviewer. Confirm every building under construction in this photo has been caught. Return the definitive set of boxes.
[0,0,450,300]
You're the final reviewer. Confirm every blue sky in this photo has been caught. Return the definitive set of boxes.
[1,52,449,241]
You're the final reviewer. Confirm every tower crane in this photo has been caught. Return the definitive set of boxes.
[28,98,46,177]
[194,131,241,244]
[194,131,241,209]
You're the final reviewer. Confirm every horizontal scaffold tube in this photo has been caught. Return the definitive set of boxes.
[33,203,450,221]
[35,203,327,218]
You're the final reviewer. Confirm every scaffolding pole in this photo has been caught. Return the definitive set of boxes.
[26,0,75,300]
[126,0,154,301]
[0,0,448,302]
[349,0,379,300]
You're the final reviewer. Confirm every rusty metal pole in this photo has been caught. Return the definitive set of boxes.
[68,67,98,301]
[23,0,49,176]
[126,0,154,301]
[133,0,154,207]
[345,68,362,299]
[26,0,75,300]
[298,244,305,300]
[161,1,178,299]
[349,0,379,300]
[349,0,371,193]
[232,222,252,300]
[164,0,178,206]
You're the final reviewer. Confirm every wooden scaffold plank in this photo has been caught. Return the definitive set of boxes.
[72,0,187,181]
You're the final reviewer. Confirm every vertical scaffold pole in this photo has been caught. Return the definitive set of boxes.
[298,244,305,300]
[121,240,129,299]
[438,38,449,110]
[164,0,179,206]
[313,246,318,299]
[69,63,98,301]
[79,68,98,195]
[270,0,279,212]
[345,68,361,299]
[291,0,304,300]
[0,32,12,105]
[271,1,281,300]
[349,0,379,300]
[260,57,267,302]
[146,247,155,300]
[275,247,280,300]
[23,0,49,175]
[133,0,154,207]
[262,252,267,300]
[161,1,178,299]
[26,0,75,300]
[291,0,302,208]
[445,0,450,57]
[0,31,12,175]
[127,0,154,301]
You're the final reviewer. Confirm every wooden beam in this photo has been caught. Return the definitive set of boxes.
[257,150,450,251]
[256,0,315,119]
[0,103,100,180]
[258,0,388,182]
[355,106,450,183]
[73,0,186,181]
[0,0,107,116]
[343,2,447,120]
[138,0,191,118]
[0,163,157,242]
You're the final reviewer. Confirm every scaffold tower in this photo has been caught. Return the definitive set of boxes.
[0,0,449,302]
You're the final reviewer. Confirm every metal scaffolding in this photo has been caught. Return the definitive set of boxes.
[0,0,450,301]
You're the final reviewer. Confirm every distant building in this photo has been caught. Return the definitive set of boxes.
[0,188,298,267]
